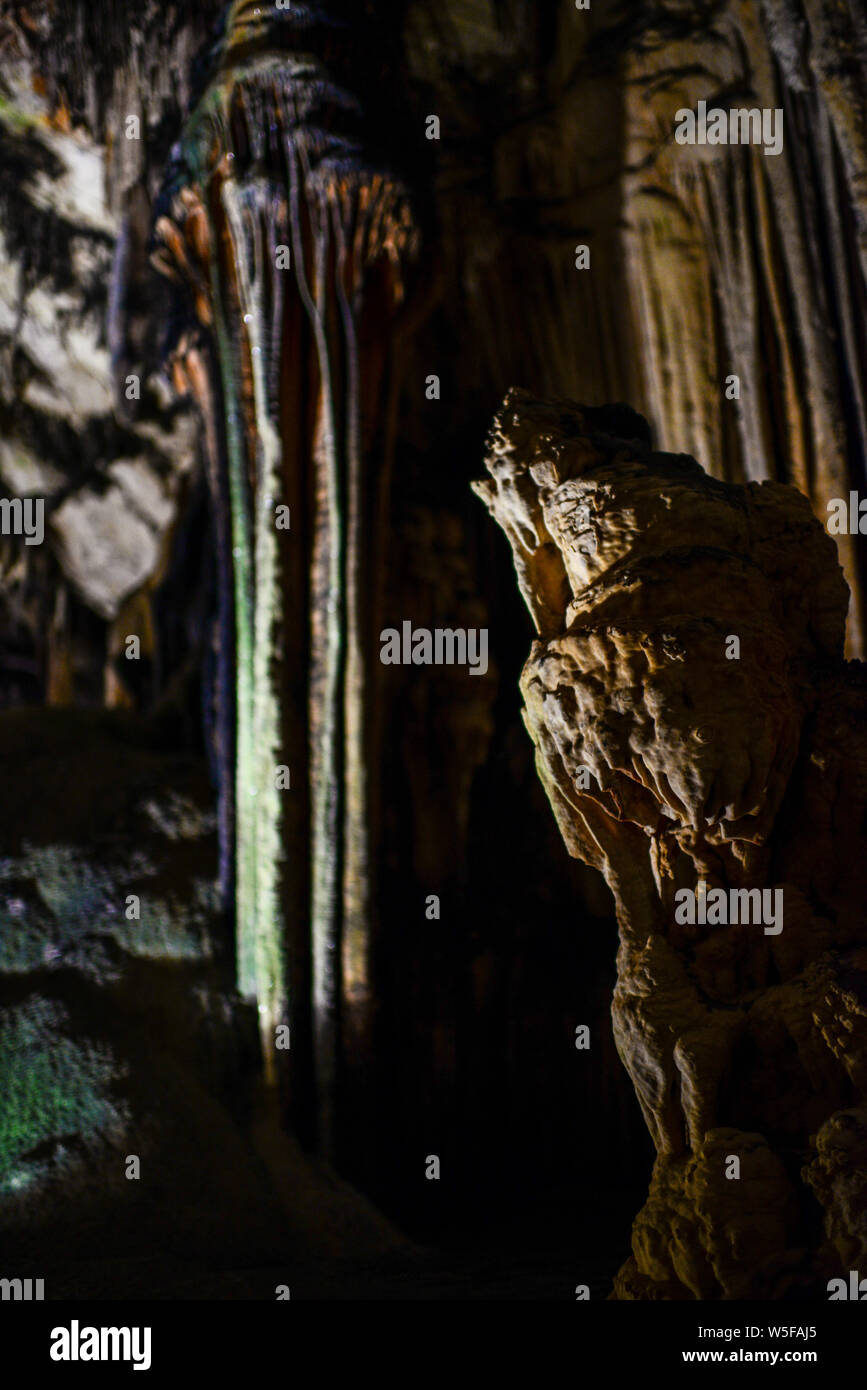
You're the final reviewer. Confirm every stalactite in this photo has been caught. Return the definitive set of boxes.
[619,0,867,653]
[180,340,237,912]
[152,0,421,1140]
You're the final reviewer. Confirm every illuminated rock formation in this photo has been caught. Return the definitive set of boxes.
[618,0,867,654]
[152,0,423,1140]
[0,6,204,707]
[475,387,867,1298]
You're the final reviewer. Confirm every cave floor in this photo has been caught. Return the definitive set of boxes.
[29,1182,639,1301]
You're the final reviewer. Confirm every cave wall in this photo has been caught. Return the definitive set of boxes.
[0,0,863,1241]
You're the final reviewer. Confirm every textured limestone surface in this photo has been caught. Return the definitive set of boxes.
[476,387,867,1299]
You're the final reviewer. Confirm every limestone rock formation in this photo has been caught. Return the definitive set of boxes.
[619,0,867,652]
[408,0,867,655]
[151,0,426,1139]
[475,386,867,1299]
[0,3,207,704]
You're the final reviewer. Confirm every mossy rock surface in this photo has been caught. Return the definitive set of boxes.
[0,708,407,1286]
[0,996,126,1197]
[0,708,270,1255]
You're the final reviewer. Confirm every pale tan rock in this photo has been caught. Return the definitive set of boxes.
[476,388,867,1298]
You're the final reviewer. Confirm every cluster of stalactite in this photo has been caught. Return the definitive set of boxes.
[404,0,867,653]
[618,0,867,653]
[3,0,867,662]
[152,0,421,1142]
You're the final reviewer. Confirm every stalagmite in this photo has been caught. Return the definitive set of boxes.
[153,0,421,1143]
[476,387,867,1298]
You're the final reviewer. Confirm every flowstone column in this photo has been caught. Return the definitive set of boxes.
[152,0,421,1147]
[475,387,867,1298]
